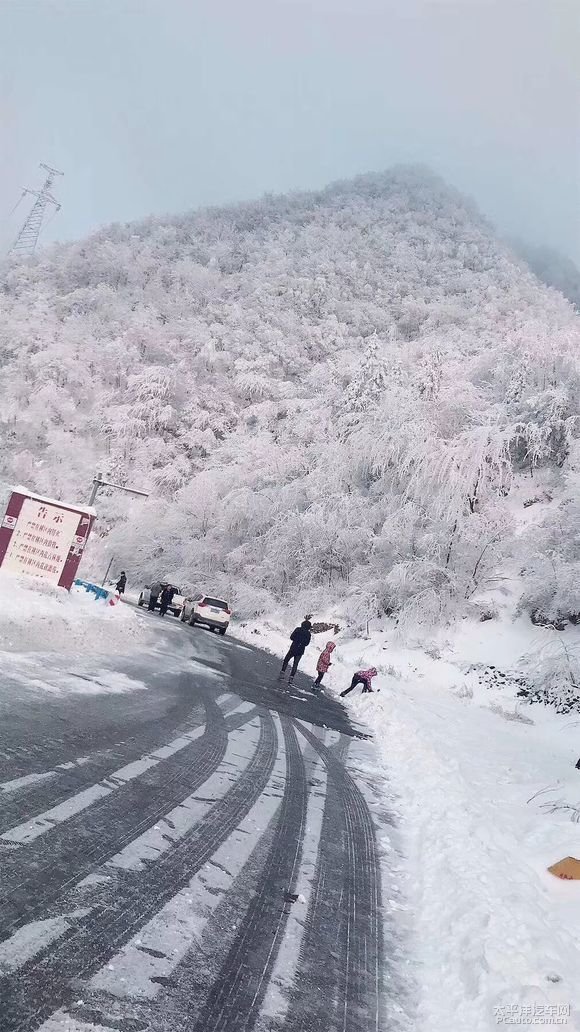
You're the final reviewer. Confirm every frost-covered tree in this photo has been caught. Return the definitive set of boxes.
[519,442,580,624]
[0,166,579,624]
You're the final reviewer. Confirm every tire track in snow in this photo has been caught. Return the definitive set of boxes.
[0,710,278,1032]
[0,693,241,836]
[105,716,263,872]
[224,704,262,732]
[254,726,329,1032]
[0,697,227,937]
[85,716,286,1005]
[190,714,308,1032]
[285,722,384,1032]
[0,703,207,835]
[0,714,260,986]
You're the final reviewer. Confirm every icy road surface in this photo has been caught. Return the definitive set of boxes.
[0,613,400,1032]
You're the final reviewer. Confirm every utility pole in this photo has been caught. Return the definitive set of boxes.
[8,163,64,258]
[89,473,149,507]
[101,556,114,587]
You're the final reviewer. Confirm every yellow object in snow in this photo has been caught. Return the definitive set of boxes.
[548,857,580,880]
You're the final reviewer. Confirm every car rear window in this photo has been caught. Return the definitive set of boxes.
[203,597,229,610]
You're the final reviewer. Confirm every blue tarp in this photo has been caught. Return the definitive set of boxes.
[74,579,111,601]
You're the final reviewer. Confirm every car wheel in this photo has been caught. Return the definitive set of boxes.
[138,595,144,607]
[219,628,226,636]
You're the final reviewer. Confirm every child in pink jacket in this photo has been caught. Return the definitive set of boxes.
[340,667,377,697]
[311,641,336,692]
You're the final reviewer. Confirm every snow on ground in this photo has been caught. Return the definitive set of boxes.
[0,573,156,697]
[2,655,149,697]
[0,573,154,656]
[236,614,580,1031]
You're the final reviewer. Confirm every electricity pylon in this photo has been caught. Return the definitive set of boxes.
[8,163,63,258]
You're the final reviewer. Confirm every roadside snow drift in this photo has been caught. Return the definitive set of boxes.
[0,573,153,655]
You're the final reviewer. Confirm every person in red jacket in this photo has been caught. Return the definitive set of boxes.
[311,641,336,692]
[340,667,377,697]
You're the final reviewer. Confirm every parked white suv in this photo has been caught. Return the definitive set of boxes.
[181,593,231,635]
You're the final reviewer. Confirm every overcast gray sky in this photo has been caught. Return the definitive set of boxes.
[1,0,579,260]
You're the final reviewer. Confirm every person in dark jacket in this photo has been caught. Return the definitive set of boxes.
[115,571,127,595]
[280,621,312,684]
[159,585,174,617]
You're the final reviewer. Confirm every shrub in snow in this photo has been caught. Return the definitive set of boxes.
[519,444,580,625]
[383,663,403,680]
[518,636,580,713]
[342,585,381,636]
[453,682,474,700]
[223,584,271,620]
[464,663,529,695]
[531,788,580,824]
[488,701,534,724]
[466,600,499,622]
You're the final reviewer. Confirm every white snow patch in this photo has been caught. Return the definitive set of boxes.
[0,572,154,657]
[1,784,112,845]
[0,909,91,973]
[0,770,57,794]
[36,1013,115,1032]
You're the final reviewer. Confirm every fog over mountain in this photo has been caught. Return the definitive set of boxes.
[1,0,578,263]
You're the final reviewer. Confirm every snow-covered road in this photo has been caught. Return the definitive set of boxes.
[0,614,401,1032]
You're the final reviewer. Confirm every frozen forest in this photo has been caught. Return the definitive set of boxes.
[0,166,579,631]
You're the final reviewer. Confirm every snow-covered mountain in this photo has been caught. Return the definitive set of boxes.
[1,166,578,632]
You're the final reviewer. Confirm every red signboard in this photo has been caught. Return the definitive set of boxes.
[0,490,95,590]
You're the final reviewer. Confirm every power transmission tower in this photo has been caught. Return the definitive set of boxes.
[8,163,63,258]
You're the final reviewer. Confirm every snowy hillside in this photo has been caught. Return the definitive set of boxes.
[1,166,579,640]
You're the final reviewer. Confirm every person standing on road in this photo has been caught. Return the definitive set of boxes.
[280,620,312,685]
[340,667,378,697]
[115,571,127,595]
[159,585,173,617]
[148,581,162,611]
[312,641,336,692]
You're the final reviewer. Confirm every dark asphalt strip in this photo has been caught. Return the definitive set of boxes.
[0,711,278,1032]
[190,715,308,1032]
[280,766,347,1031]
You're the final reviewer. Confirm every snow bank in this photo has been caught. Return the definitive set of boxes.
[0,572,153,656]
[235,615,580,1031]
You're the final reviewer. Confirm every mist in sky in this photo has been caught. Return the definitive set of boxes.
[1,0,578,260]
